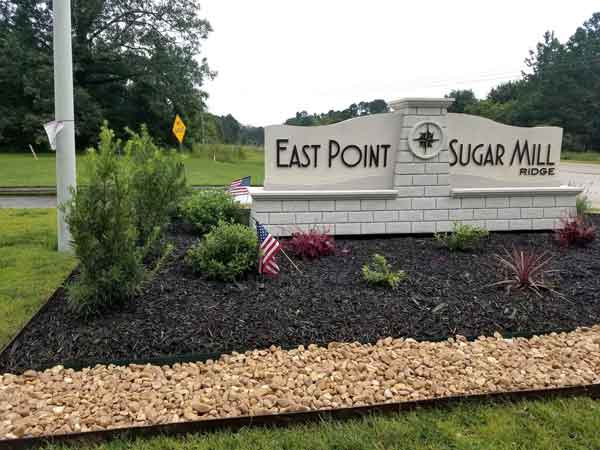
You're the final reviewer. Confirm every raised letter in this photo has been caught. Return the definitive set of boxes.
[449,139,458,166]
[510,140,531,166]
[495,144,505,165]
[546,145,555,165]
[328,140,340,167]
[276,139,289,167]
[289,144,301,167]
[311,145,320,167]
[369,145,379,167]
[341,145,362,168]
[381,144,390,167]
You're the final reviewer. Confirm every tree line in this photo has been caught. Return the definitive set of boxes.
[1,4,597,151]
[448,12,600,150]
[285,12,600,151]
[0,0,262,151]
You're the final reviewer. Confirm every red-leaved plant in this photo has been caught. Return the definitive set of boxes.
[491,247,556,297]
[555,216,596,247]
[285,228,335,260]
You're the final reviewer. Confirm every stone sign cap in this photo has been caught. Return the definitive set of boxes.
[389,97,455,111]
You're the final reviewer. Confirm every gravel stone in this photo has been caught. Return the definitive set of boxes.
[1,327,599,440]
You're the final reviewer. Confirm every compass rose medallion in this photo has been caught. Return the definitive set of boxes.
[408,121,445,160]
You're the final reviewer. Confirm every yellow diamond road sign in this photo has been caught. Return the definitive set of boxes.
[172,114,186,144]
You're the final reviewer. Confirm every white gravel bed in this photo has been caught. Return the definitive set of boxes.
[1,326,599,440]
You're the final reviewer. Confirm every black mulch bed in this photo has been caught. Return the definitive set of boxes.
[2,217,600,374]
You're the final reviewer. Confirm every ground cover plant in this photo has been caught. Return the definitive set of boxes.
[285,228,335,259]
[362,253,406,288]
[3,216,600,374]
[186,222,257,281]
[555,216,596,247]
[0,209,76,348]
[0,146,265,187]
[492,248,555,297]
[435,222,489,251]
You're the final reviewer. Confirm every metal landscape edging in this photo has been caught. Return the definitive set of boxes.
[1,382,599,450]
[0,269,78,359]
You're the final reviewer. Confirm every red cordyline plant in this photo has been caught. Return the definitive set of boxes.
[555,216,596,247]
[285,228,335,259]
[491,247,557,297]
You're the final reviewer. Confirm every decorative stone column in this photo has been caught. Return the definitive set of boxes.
[388,98,456,233]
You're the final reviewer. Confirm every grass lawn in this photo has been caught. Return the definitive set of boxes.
[0,148,265,188]
[561,150,600,164]
[0,209,76,348]
[45,397,600,450]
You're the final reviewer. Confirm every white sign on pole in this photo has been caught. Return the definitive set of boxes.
[43,120,65,151]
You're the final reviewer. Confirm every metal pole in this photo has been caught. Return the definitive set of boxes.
[53,0,77,252]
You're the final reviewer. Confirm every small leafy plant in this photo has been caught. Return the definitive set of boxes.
[555,216,596,247]
[576,194,592,217]
[362,254,406,289]
[185,222,257,282]
[492,247,555,297]
[179,190,246,234]
[285,228,335,259]
[435,222,489,251]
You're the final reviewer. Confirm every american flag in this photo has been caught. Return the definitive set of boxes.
[228,176,251,197]
[256,222,281,276]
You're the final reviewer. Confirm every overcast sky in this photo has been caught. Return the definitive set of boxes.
[199,0,598,127]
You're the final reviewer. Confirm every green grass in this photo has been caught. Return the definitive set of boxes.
[0,146,265,187]
[561,150,600,163]
[0,209,76,348]
[45,397,600,450]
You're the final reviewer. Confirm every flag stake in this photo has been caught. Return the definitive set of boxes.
[280,247,303,274]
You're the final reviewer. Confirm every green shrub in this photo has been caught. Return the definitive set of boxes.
[179,190,246,234]
[185,222,257,281]
[435,222,489,251]
[125,126,188,254]
[62,125,143,316]
[362,254,406,289]
[576,194,592,217]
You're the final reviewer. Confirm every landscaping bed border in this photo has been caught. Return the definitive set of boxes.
[0,269,78,358]
[2,382,599,450]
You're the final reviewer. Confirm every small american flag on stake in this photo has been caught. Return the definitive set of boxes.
[228,176,251,197]
[256,222,281,276]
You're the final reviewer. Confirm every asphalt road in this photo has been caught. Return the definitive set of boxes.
[559,162,600,206]
[1,162,599,208]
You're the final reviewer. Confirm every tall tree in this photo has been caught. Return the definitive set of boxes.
[0,0,213,149]
[445,89,478,113]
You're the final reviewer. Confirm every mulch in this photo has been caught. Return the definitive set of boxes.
[1,217,600,374]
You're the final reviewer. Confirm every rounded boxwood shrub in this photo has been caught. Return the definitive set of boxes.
[179,190,246,234]
[186,222,258,281]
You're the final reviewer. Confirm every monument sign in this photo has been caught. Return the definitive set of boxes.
[250,98,581,235]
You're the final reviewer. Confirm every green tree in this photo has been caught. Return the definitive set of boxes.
[0,0,214,149]
[445,89,478,113]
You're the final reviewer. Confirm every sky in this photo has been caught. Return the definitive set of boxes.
[199,0,599,127]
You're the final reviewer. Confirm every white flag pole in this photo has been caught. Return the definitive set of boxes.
[53,0,77,252]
